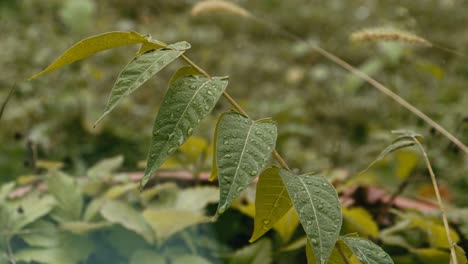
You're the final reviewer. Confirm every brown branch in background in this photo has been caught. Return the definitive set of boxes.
[0,82,17,122]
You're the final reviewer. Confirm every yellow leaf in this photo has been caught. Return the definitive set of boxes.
[142,209,210,240]
[179,136,208,162]
[30,31,148,80]
[250,167,293,243]
[272,208,300,243]
[395,150,418,180]
[306,240,359,264]
[104,183,138,199]
[404,214,460,248]
[412,248,450,264]
[342,207,379,238]
[36,160,64,170]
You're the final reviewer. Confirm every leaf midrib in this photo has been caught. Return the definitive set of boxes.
[225,121,255,203]
[298,176,323,263]
[124,50,180,95]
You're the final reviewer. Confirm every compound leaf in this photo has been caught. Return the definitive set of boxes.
[96,42,191,124]
[30,31,148,80]
[250,166,292,242]
[141,74,228,189]
[342,236,394,264]
[280,169,342,264]
[216,113,277,214]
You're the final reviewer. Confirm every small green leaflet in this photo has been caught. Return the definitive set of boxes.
[279,169,342,264]
[215,112,277,214]
[250,166,292,242]
[341,237,394,264]
[29,31,149,80]
[141,74,228,189]
[95,41,191,125]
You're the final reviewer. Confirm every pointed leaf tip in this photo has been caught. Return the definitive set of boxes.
[280,169,342,264]
[29,31,148,80]
[215,112,277,214]
[96,42,190,124]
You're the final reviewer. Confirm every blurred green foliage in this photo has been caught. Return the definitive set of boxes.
[0,0,467,262]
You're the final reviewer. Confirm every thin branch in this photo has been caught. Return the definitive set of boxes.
[180,54,291,170]
[413,137,458,264]
[5,237,16,264]
[0,82,17,122]
[249,16,468,155]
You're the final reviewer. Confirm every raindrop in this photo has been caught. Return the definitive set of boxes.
[306,220,312,225]
[318,204,323,209]
[168,133,175,140]
[207,91,213,95]
[150,153,156,158]
[311,238,318,245]
[224,140,229,145]
[224,154,232,159]
[378,252,386,258]
[251,170,257,176]
[187,128,193,136]
[263,219,270,225]
[153,130,159,136]
[218,204,227,214]
[204,105,210,111]
[167,148,176,154]
[255,131,262,136]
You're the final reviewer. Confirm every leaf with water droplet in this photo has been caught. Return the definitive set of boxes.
[250,166,293,243]
[280,169,342,264]
[215,112,277,215]
[306,239,359,264]
[29,31,149,80]
[141,73,228,189]
[95,42,191,125]
[341,236,394,264]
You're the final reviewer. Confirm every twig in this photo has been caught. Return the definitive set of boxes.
[0,82,17,122]
[412,137,458,264]
[248,16,468,154]
[5,237,16,264]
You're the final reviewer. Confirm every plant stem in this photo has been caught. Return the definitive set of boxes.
[5,237,16,264]
[0,82,17,122]
[413,137,458,264]
[180,54,291,170]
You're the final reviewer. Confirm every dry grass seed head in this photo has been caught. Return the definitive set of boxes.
[191,0,251,18]
[350,28,432,46]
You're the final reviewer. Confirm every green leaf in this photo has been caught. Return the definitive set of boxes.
[364,139,416,172]
[130,250,166,264]
[229,239,272,264]
[6,195,56,233]
[216,112,277,214]
[173,186,219,213]
[250,166,292,242]
[29,31,148,80]
[60,221,112,234]
[141,75,228,189]
[20,220,60,248]
[47,171,83,222]
[142,209,211,240]
[100,200,154,243]
[0,182,15,201]
[342,207,379,238]
[170,255,212,264]
[279,169,342,264]
[95,42,191,125]
[306,240,360,264]
[342,236,394,264]
[87,155,124,179]
[15,234,95,264]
